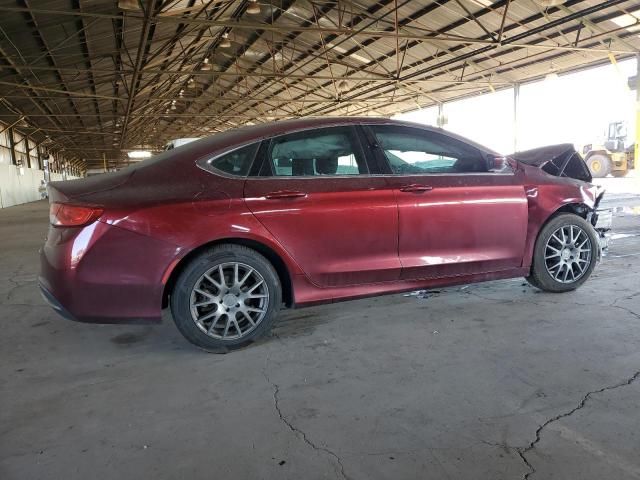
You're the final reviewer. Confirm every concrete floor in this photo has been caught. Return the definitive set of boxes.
[1,196,639,480]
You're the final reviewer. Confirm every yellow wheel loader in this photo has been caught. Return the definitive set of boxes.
[582,121,635,178]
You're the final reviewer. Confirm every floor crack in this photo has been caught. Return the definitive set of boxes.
[516,370,640,480]
[262,371,349,480]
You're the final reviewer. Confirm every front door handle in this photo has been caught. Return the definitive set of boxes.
[399,184,433,193]
[264,190,307,199]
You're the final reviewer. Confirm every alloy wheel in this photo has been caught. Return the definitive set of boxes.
[190,262,269,340]
[544,225,592,284]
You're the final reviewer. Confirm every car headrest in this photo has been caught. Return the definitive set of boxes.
[315,157,338,175]
[292,158,314,176]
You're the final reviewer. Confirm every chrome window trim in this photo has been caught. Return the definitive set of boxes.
[241,171,515,181]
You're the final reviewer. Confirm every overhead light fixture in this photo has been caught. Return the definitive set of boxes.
[542,61,559,82]
[220,33,231,48]
[246,0,261,15]
[127,150,153,159]
[545,71,559,82]
[534,0,565,6]
[545,63,559,82]
[200,57,212,71]
[337,79,350,94]
[118,0,141,10]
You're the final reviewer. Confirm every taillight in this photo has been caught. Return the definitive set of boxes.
[49,203,103,227]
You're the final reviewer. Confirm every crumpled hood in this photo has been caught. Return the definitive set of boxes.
[508,143,592,183]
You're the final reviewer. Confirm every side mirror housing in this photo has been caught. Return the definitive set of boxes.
[488,156,512,172]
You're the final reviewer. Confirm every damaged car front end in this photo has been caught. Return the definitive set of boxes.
[510,143,612,255]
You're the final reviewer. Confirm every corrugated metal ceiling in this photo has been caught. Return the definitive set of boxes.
[0,0,638,168]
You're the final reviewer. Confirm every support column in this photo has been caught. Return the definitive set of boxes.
[8,127,16,166]
[513,83,520,153]
[36,142,42,170]
[437,102,446,128]
[635,55,640,171]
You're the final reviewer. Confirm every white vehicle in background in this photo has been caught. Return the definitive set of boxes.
[163,138,200,151]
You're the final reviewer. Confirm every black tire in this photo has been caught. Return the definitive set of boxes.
[611,170,628,178]
[586,153,611,178]
[525,275,542,290]
[526,214,599,293]
[170,244,282,352]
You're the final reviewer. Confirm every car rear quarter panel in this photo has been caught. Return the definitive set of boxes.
[94,170,305,305]
[41,221,178,322]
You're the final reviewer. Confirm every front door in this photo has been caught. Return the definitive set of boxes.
[244,125,401,287]
[365,124,528,280]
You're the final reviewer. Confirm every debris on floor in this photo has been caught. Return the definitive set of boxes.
[404,289,440,299]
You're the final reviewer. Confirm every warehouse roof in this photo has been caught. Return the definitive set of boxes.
[0,0,638,169]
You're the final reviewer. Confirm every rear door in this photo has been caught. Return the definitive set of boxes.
[243,125,400,287]
[364,124,528,280]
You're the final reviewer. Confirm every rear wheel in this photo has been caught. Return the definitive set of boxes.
[586,153,611,178]
[527,214,598,292]
[170,245,281,352]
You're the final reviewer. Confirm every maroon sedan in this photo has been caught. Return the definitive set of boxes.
[40,117,607,351]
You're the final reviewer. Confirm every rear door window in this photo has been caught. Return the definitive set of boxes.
[266,126,368,176]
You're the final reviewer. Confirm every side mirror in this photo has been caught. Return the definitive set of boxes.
[488,156,511,172]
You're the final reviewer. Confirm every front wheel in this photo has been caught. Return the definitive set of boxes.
[170,245,282,352]
[526,214,599,292]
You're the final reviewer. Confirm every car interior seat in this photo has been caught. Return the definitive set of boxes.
[291,158,315,176]
[315,157,339,175]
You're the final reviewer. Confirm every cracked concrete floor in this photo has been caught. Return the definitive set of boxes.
[1,198,639,480]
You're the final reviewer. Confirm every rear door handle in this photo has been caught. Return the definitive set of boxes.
[264,190,307,199]
[399,184,433,193]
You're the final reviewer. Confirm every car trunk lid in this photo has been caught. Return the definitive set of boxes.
[47,169,135,204]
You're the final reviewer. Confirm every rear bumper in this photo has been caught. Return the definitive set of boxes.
[39,221,179,325]
[38,279,160,324]
[39,281,77,321]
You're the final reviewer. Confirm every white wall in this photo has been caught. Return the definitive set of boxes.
[0,165,80,208]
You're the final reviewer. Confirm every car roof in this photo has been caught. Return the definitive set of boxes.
[130,116,499,175]
[203,116,499,156]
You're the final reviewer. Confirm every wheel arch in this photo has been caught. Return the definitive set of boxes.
[523,200,596,271]
[527,207,600,291]
[551,202,593,221]
[162,238,294,309]
[536,202,595,247]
